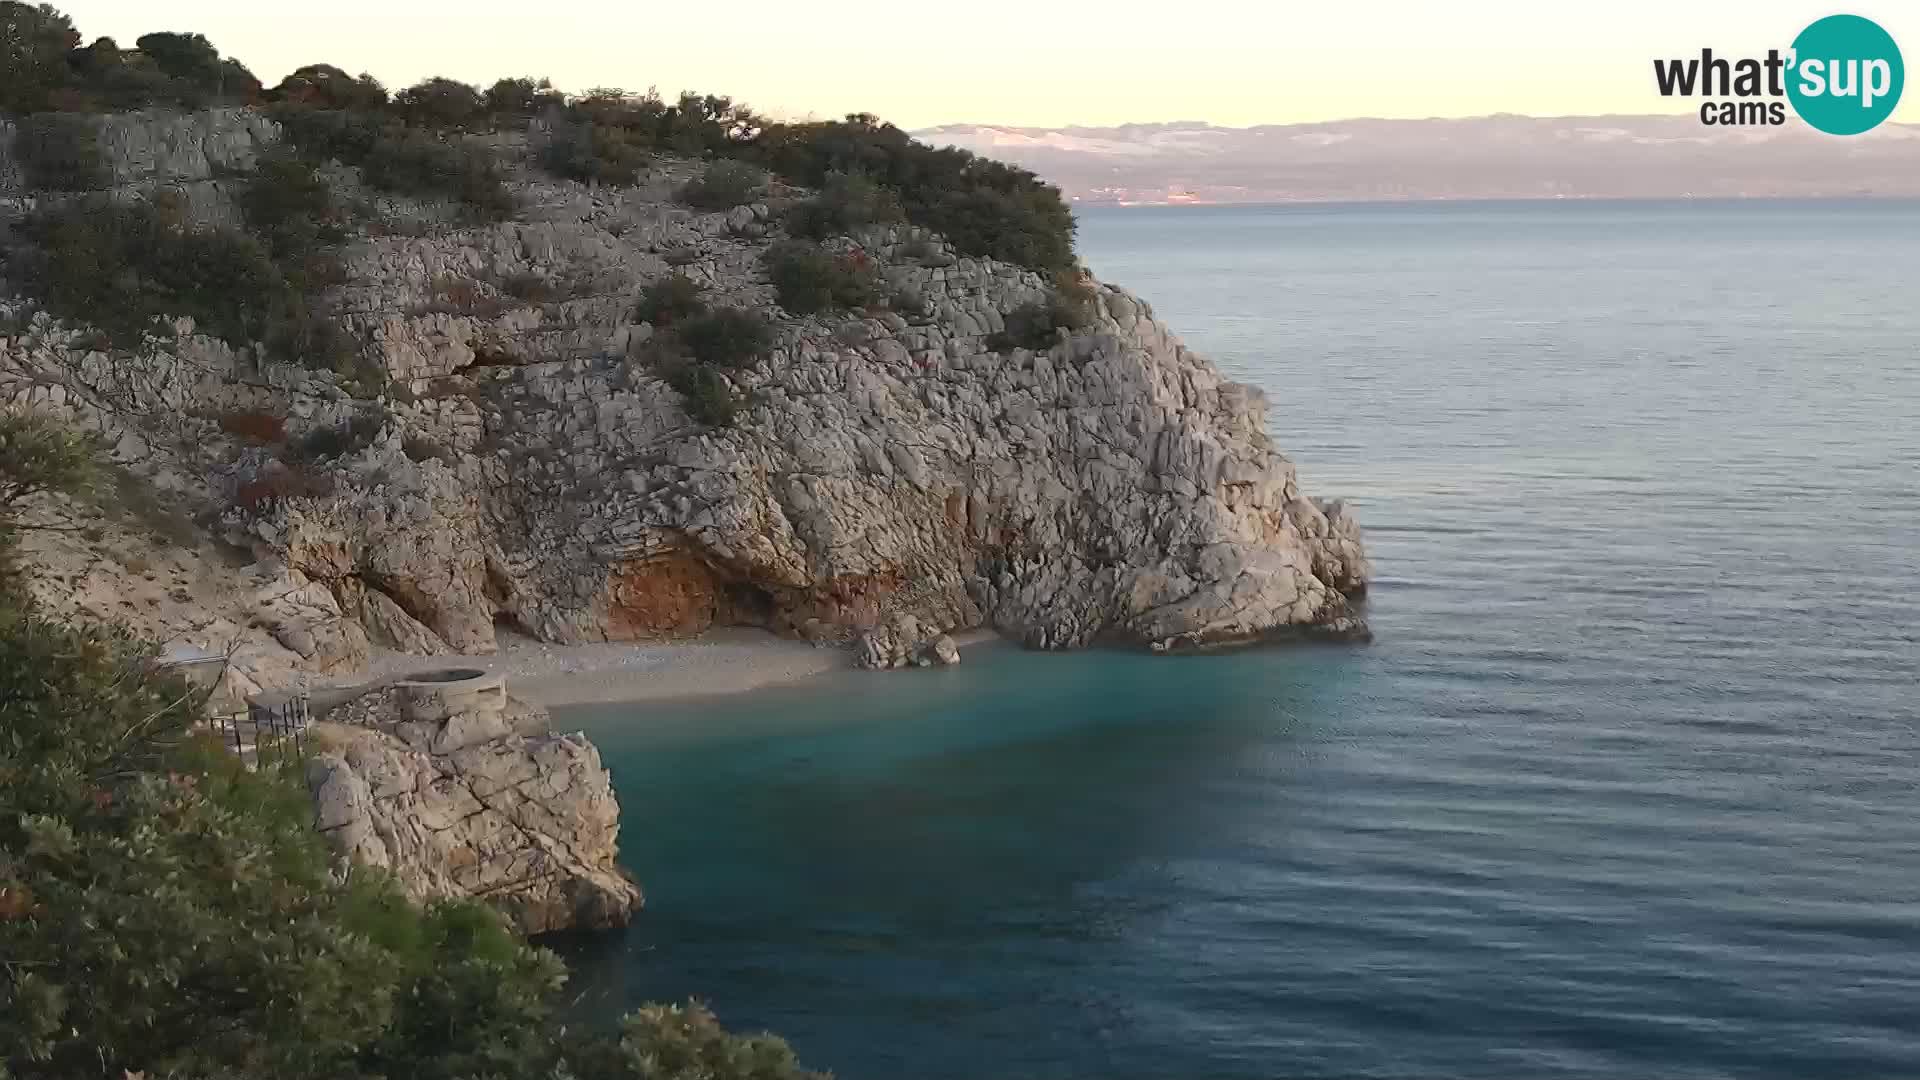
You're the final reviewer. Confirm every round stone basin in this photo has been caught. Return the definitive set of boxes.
[392,669,507,726]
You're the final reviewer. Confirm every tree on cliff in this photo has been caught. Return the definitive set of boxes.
[0,1,81,112]
[0,415,827,1078]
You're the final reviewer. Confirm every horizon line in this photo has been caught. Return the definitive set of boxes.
[911,112,1920,133]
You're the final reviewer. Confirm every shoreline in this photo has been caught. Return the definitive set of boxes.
[354,627,1001,709]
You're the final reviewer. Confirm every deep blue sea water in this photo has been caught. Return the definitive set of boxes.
[553,201,1920,1079]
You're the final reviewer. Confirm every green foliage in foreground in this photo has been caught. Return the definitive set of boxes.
[0,419,827,1080]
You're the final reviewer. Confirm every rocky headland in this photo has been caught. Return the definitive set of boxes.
[1,105,1368,928]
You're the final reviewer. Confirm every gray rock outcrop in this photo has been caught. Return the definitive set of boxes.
[856,614,962,669]
[307,674,642,935]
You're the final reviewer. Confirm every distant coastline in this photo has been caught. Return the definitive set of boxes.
[1077,192,1920,209]
[919,114,1920,206]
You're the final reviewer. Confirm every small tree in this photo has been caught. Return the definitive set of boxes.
[0,411,99,585]
[676,160,767,210]
[393,76,483,129]
[635,273,708,327]
[786,170,904,239]
[0,413,99,516]
[483,76,562,118]
[662,363,739,428]
[272,63,388,110]
[0,1,80,112]
[764,241,881,315]
[13,112,105,192]
[679,307,772,369]
[134,31,257,100]
[240,152,347,258]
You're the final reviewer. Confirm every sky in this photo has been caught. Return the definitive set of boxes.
[53,0,1920,129]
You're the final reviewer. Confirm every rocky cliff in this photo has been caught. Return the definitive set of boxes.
[309,673,642,935]
[2,109,1368,680]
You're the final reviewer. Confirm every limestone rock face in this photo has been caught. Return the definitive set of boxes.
[1,109,1371,680]
[308,680,642,935]
[91,107,278,185]
[251,206,1371,656]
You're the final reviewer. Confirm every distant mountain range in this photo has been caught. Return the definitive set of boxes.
[914,115,1920,204]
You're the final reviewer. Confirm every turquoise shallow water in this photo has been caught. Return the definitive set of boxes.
[553,200,1920,1079]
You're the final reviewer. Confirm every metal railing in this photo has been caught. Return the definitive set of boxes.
[208,686,313,767]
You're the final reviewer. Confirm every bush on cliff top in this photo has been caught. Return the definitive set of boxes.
[270,105,514,220]
[0,416,825,1080]
[0,4,259,113]
[540,118,653,185]
[750,115,1077,271]
[785,168,906,240]
[988,272,1099,352]
[764,240,883,316]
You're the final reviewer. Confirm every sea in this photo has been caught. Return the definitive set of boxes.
[551,200,1920,1079]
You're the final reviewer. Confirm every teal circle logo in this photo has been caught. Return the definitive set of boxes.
[1787,14,1904,135]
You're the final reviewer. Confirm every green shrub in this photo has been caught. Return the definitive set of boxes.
[678,307,772,369]
[392,76,482,129]
[538,121,651,185]
[0,2,81,113]
[663,362,739,427]
[134,31,259,103]
[764,240,881,315]
[271,106,512,219]
[15,186,355,373]
[564,1002,825,1080]
[263,293,362,376]
[750,115,1076,271]
[240,152,348,258]
[785,169,904,239]
[566,88,761,159]
[360,128,514,220]
[13,196,289,348]
[270,64,389,110]
[988,274,1098,352]
[13,111,106,191]
[635,273,708,326]
[0,15,258,113]
[269,104,389,163]
[677,159,767,210]
[482,76,563,119]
